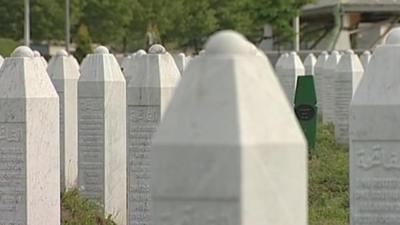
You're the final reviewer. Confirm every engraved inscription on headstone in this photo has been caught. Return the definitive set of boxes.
[0,123,25,225]
[78,98,104,204]
[351,141,400,225]
[128,106,159,225]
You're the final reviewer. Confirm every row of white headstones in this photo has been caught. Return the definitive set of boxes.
[275,49,368,145]
[0,26,396,225]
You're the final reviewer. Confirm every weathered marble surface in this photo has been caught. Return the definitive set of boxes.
[123,50,147,84]
[0,46,60,225]
[127,44,180,225]
[277,52,305,102]
[304,53,317,75]
[350,28,400,225]
[334,50,363,145]
[322,51,341,124]
[151,31,307,225]
[78,46,127,225]
[48,49,80,191]
[315,52,328,111]
[172,53,186,75]
[360,51,372,71]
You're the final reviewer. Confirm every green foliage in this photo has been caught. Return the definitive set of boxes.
[74,24,92,62]
[62,189,116,225]
[0,38,19,56]
[309,122,349,225]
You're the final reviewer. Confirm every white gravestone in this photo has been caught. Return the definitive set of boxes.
[304,53,317,75]
[173,53,186,75]
[33,50,48,69]
[275,52,288,77]
[0,54,4,66]
[335,50,364,145]
[322,51,341,124]
[315,51,329,111]
[360,51,372,71]
[279,51,305,102]
[78,46,127,225]
[123,50,147,84]
[0,46,60,225]
[48,50,80,191]
[350,28,400,225]
[127,44,181,225]
[151,31,307,225]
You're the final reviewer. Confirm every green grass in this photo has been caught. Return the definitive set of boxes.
[61,189,117,225]
[0,38,19,57]
[309,122,349,225]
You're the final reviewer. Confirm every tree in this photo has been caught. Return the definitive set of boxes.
[74,24,92,62]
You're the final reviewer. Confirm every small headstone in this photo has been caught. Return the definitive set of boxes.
[360,51,372,70]
[294,75,318,150]
[350,28,400,225]
[335,50,364,145]
[278,51,305,102]
[173,53,186,75]
[78,46,127,224]
[151,31,307,225]
[322,51,341,124]
[48,49,80,191]
[0,46,60,224]
[127,44,181,225]
[304,53,317,75]
[315,51,329,111]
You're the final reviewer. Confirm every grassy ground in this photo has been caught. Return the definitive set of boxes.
[0,38,19,56]
[61,190,116,225]
[309,123,349,225]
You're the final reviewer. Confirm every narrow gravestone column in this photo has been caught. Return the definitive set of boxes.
[48,49,80,191]
[0,46,60,225]
[173,53,186,75]
[304,53,317,75]
[335,50,364,145]
[127,44,181,225]
[78,46,127,224]
[360,51,372,71]
[322,51,341,124]
[151,31,307,225]
[275,52,288,78]
[123,50,147,84]
[315,52,329,112]
[350,28,400,225]
[279,51,305,102]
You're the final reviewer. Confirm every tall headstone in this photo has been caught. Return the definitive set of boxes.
[151,31,307,225]
[78,46,127,224]
[360,51,372,70]
[335,50,364,145]
[304,53,317,75]
[322,51,341,124]
[173,53,186,75]
[278,51,305,102]
[350,28,400,225]
[127,44,181,225]
[123,50,147,83]
[315,51,329,111]
[275,53,288,75]
[48,49,80,191]
[0,46,60,225]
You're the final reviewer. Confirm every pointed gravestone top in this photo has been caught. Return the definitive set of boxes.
[304,53,317,75]
[56,49,68,57]
[11,46,34,58]
[360,50,372,70]
[95,45,110,54]
[151,30,307,225]
[337,49,364,95]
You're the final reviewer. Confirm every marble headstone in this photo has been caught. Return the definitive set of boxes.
[173,53,186,75]
[123,50,147,84]
[335,50,363,145]
[0,46,60,225]
[360,51,372,71]
[275,53,288,77]
[78,46,127,224]
[127,44,181,225]
[350,28,400,225]
[151,31,307,225]
[315,51,329,111]
[48,49,80,190]
[278,52,305,102]
[304,53,317,75]
[0,54,4,66]
[322,51,341,124]
[33,50,48,69]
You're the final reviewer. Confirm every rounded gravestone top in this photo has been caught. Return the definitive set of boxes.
[33,50,41,57]
[331,50,340,56]
[56,49,68,57]
[11,46,34,58]
[283,52,289,57]
[95,46,110,54]
[386,28,400,45]
[345,49,354,55]
[290,51,298,56]
[136,49,147,56]
[178,52,185,57]
[363,51,371,56]
[205,30,251,54]
[149,44,166,54]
